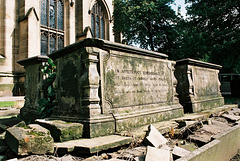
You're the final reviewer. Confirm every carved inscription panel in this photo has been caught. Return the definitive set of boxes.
[193,67,219,97]
[102,52,173,108]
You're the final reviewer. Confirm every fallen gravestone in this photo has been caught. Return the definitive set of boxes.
[145,146,172,161]
[222,114,240,122]
[145,124,168,148]
[5,122,54,155]
[35,119,83,142]
[172,145,191,158]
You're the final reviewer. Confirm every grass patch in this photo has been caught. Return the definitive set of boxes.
[0,101,14,107]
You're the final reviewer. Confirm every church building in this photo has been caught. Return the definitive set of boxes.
[0,0,118,96]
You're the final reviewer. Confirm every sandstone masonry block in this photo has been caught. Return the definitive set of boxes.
[35,119,83,142]
[5,122,54,155]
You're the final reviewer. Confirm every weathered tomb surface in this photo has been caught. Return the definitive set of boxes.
[18,56,49,121]
[5,122,54,156]
[46,38,184,138]
[35,119,83,142]
[18,39,184,138]
[175,58,224,113]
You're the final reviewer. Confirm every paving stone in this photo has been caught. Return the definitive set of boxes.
[185,121,198,127]
[117,146,146,159]
[35,119,83,142]
[118,120,178,139]
[160,144,172,151]
[5,122,54,155]
[174,114,205,123]
[0,108,20,117]
[228,108,240,116]
[172,145,191,158]
[54,135,132,155]
[222,114,240,122]
[145,124,168,148]
[201,124,228,135]
[188,133,211,146]
[145,146,172,161]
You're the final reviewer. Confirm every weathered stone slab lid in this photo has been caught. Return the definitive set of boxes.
[49,38,168,60]
[176,58,222,69]
[18,55,49,66]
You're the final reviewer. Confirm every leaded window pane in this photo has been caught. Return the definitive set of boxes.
[41,0,47,26]
[49,0,56,28]
[57,1,63,30]
[58,36,64,50]
[50,34,56,54]
[40,0,64,55]
[41,32,48,56]
[91,14,95,36]
[101,18,105,39]
[96,16,100,38]
[91,3,107,39]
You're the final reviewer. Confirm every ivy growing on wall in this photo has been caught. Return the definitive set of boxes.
[38,59,56,118]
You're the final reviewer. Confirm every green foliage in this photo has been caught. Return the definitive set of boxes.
[0,101,14,107]
[113,0,179,52]
[114,0,240,73]
[175,0,240,73]
[38,59,56,118]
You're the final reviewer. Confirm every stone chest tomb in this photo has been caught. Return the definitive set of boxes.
[175,58,224,113]
[19,39,184,138]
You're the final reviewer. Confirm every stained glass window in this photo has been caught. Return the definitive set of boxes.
[50,34,56,54]
[91,2,107,39]
[96,16,100,38]
[101,18,105,39]
[57,1,64,30]
[41,32,48,56]
[58,35,64,50]
[49,0,56,28]
[91,14,95,36]
[40,0,64,55]
[41,0,47,26]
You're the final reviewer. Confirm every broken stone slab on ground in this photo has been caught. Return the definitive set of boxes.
[173,114,205,123]
[174,121,203,139]
[201,121,230,135]
[0,107,20,117]
[145,124,168,148]
[54,135,132,155]
[188,133,212,147]
[5,122,54,155]
[116,146,146,160]
[172,145,191,159]
[145,146,172,161]
[222,114,240,122]
[35,119,83,142]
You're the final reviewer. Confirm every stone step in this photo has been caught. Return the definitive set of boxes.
[0,97,24,102]
[54,135,132,155]
[0,108,20,117]
[0,97,24,109]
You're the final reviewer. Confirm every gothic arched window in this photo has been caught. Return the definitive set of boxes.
[91,2,107,39]
[40,0,64,56]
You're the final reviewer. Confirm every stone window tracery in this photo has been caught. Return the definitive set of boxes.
[91,2,107,39]
[40,0,64,56]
